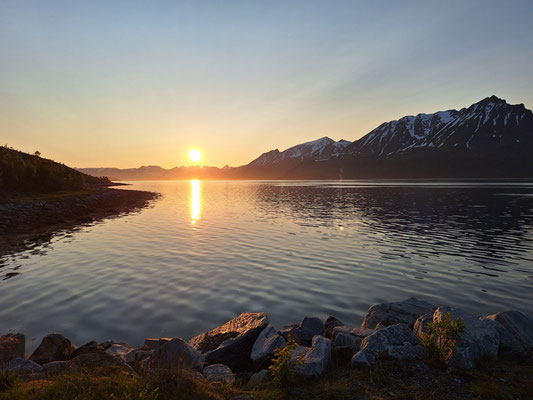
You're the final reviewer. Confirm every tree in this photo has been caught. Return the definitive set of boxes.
[34,150,41,157]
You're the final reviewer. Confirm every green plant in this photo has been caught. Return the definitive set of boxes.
[268,338,305,387]
[420,312,464,364]
[0,370,18,392]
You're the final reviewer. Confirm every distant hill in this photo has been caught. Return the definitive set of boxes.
[78,96,533,180]
[0,146,110,195]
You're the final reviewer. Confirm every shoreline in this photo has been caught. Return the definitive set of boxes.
[0,186,159,262]
[0,298,531,399]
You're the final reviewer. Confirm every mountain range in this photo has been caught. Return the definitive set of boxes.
[79,96,533,180]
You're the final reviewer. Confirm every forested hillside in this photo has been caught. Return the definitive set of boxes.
[0,146,110,195]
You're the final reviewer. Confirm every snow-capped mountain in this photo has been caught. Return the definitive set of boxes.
[248,137,352,166]
[348,95,533,157]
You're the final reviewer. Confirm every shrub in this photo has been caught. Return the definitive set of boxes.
[0,370,18,392]
[420,312,464,364]
[269,338,305,387]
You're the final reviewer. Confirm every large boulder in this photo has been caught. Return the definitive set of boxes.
[294,335,331,377]
[41,361,68,375]
[142,338,171,351]
[4,357,42,374]
[251,324,286,364]
[247,369,271,388]
[433,307,499,370]
[279,317,324,347]
[351,324,420,367]
[105,344,133,360]
[332,332,361,353]
[482,318,526,360]
[67,350,133,373]
[70,341,103,359]
[324,316,344,338]
[29,333,74,364]
[148,337,204,371]
[189,312,269,372]
[332,326,375,340]
[485,310,533,352]
[0,333,25,363]
[361,298,436,329]
[203,364,234,384]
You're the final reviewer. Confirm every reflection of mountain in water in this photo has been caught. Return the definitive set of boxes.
[251,184,533,273]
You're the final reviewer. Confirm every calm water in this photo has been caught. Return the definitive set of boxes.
[1,180,533,351]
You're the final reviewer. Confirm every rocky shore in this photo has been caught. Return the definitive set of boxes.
[0,187,159,262]
[1,298,532,397]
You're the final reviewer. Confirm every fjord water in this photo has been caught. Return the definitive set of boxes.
[1,180,533,350]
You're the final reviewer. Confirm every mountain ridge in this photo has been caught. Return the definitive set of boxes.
[78,96,533,180]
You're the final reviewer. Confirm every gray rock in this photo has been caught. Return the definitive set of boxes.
[279,317,324,347]
[125,349,153,363]
[361,298,436,329]
[105,344,133,360]
[142,338,171,351]
[351,324,419,367]
[332,332,361,352]
[388,344,424,360]
[485,310,533,351]
[148,337,204,370]
[70,341,103,358]
[296,335,331,377]
[5,357,42,374]
[29,333,74,364]
[247,369,271,388]
[99,340,132,350]
[434,307,499,370]
[189,312,269,372]
[41,361,68,375]
[203,363,234,384]
[67,350,134,373]
[324,316,344,338]
[251,324,286,363]
[0,333,25,363]
[331,346,354,367]
[331,326,375,340]
[482,318,526,360]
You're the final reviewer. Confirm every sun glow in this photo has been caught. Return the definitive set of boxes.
[188,149,202,163]
[191,179,200,223]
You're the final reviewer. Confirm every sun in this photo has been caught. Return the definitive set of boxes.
[188,149,202,163]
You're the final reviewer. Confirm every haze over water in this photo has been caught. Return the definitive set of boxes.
[1,180,532,350]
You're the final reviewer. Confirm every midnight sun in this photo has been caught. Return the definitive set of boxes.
[188,149,202,162]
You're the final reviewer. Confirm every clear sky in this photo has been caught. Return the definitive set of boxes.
[1,0,533,168]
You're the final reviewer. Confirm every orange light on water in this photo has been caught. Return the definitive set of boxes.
[191,179,200,223]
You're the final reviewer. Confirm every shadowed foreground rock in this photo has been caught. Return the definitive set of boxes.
[361,297,436,329]
[0,333,25,363]
[189,312,269,372]
[29,333,75,364]
[146,338,204,370]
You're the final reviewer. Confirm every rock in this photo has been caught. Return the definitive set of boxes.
[29,333,74,364]
[247,369,270,388]
[142,338,171,351]
[279,317,324,347]
[482,318,526,360]
[332,332,361,352]
[148,338,204,371]
[41,361,68,375]
[99,340,132,351]
[295,335,331,377]
[0,333,25,363]
[324,316,344,338]
[203,364,235,384]
[361,298,436,329]
[331,326,375,340]
[189,312,269,372]
[70,341,103,358]
[105,344,133,360]
[485,310,533,351]
[125,349,153,363]
[5,358,42,374]
[251,324,286,364]
[67,350,134,373]
[434,307,499,370]
[388,344,424,360]
[351,324,419,367]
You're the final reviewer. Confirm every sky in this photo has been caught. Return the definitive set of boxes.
[1,0,533,169]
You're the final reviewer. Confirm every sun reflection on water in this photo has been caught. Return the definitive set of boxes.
[191,179,200,223]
